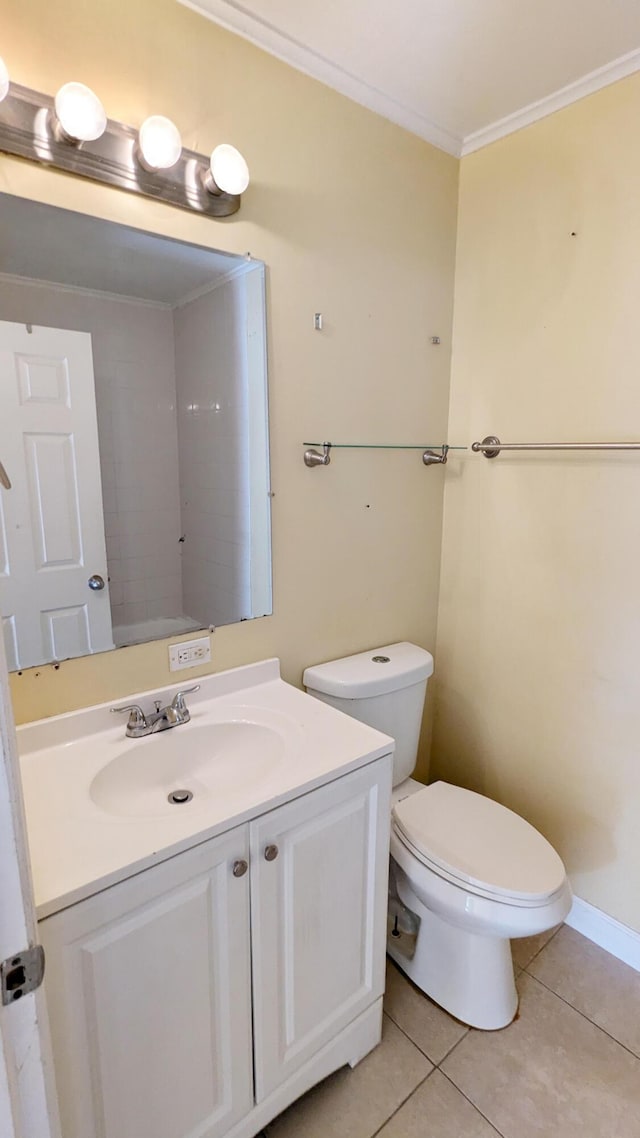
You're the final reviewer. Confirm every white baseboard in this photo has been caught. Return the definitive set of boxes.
[565,896,640,973]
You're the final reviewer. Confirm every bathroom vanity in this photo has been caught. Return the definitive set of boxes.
[17,659,393,1138]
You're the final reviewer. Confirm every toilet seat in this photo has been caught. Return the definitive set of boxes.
[392,781,567,906]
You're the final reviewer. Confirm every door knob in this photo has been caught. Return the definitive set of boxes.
[232,859,248,877]
[88,574,105,591]
[264,844,279,862]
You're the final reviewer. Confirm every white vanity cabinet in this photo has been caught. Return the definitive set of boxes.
[38,757,391,1138]
[251,762,389,1101]
[40,824,254,1138]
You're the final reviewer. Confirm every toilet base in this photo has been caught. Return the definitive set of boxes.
[389,864,519,1030]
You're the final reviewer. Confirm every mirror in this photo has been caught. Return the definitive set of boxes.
[0,194,272,671]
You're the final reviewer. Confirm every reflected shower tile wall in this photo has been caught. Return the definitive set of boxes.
[174,275,252,628]
[105,329,182,621]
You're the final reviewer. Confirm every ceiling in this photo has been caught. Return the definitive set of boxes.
[0,195,246,305]
[182,0,640,155]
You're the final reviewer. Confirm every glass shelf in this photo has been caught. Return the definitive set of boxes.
[302,443,467,450]
[303,441,467,467]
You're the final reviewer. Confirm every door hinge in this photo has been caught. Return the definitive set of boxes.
[1,945,45,1005]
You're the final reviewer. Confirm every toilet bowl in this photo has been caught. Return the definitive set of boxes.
[388,777,571,1028]
[303,643,572,1030]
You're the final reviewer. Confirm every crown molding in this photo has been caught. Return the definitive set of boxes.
[178,0,463,156]
[461,45,640,156]
[177,2,640,160]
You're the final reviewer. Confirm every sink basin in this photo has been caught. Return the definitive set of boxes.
[17,659,395,918]
[90,721,285,818]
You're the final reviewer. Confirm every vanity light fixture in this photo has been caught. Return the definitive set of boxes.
[137,115,182,171]
[0,58,9,103]
[53,82,107,143]
[0,69,249,219]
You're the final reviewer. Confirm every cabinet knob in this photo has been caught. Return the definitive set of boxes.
[232,859,248,877]
[264,844,279,862]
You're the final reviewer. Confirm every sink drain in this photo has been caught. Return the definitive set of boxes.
[168,789,193,805]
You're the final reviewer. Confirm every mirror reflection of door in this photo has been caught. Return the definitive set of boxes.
[0,321,113,670]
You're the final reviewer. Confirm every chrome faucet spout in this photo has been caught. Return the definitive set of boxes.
[149,706,180,733]
[111,684,200,738]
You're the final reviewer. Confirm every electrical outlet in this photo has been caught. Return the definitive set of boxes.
[168,636,211,671]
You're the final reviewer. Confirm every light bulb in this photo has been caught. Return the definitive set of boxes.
[54,82,107,143]
[137,115,182,171]
[0,57,9,103]
[207,144,249,196]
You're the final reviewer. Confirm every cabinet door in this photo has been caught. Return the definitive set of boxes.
[40,827,253,1138]
[251,756,392,1100]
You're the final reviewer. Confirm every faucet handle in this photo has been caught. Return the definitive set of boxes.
[110,704,149,731]
[170,684,201,715]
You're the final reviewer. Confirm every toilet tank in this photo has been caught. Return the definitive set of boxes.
[303,643,434,786]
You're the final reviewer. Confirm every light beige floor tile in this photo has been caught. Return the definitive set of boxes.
[529,924,640,1057]
[384,959,469,1063]
[510,925,560,971]
[266,1014,432,1138]
[442,973,640,1138]
[377,1070,501,1138]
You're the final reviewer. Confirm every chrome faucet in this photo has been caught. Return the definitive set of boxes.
[111,685,200,738]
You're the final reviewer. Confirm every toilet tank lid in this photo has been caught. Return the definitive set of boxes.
[303,642,434,699]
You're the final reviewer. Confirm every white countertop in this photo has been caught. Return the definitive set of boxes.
[18,659,394,920]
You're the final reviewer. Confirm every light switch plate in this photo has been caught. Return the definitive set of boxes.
[169,636,211,671]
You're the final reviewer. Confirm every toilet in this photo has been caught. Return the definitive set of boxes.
[303,642,572,1030]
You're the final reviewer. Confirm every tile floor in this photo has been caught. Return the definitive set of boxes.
[265,926,640,1137]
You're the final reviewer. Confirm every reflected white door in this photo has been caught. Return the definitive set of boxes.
[0,322,113,669]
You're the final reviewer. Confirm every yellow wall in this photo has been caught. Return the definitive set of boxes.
[433,75,640,931]
[2,0,458,745]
